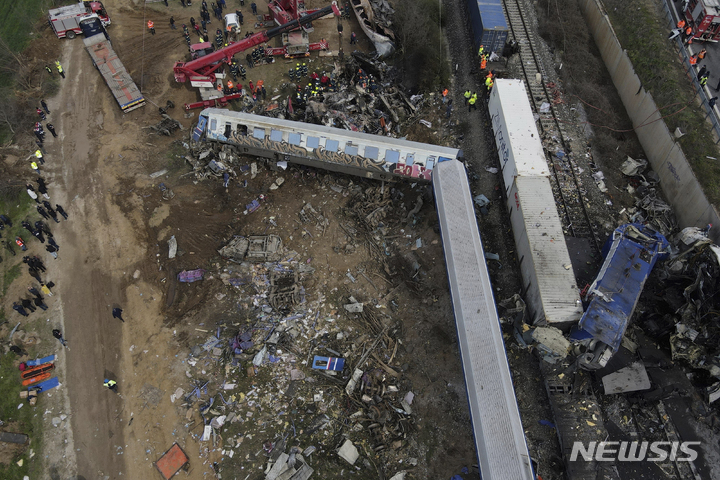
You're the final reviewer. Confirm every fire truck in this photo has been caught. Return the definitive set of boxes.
[48,1,110,39]
[684,0,720,42]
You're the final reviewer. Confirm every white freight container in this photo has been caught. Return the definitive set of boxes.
[488,79,549,193]
[506,175,582,327]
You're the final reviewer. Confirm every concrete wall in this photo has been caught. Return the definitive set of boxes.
[578,0,720,244]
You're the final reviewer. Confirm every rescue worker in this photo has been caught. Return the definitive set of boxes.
[148,19,155,34]
[45,65,53,76]
[34,149,44,165]
[464,90,471,105]
[41,99,50,114]
[55,204,68,220]
[485,76,494,92]
[350,31,357,44]
[104,379,118,392]
[227,79,234,94]
[698,48,707,60]
[690,54,698,66]
[36,107,46,121]
[47,123,57,137]
[468,93,477,111]
[480,55,487,71]
[700,75,709,87]
[677,19,686,29]
[182,23,189,35]
[55,60,65,79]
[478,44,484,57]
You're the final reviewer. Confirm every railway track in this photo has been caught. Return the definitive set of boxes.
[501,0,602,253]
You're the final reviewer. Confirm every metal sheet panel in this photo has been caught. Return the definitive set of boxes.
[489,79,549,193]
[507,176,582,325]
[579,224,668,350]
[433,160,534,480]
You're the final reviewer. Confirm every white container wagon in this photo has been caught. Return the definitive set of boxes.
[490,79,582,327]
[506,176,582,327]
[488,79,549,195]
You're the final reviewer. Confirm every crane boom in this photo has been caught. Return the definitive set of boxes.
[173,1,339,83]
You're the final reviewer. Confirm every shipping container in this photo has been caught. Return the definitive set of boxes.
[506,176,583,327]
[488,79,549,194]
[467,0,509,54]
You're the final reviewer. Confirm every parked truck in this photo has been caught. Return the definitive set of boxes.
[79,16,145,113]
[48,1,110,39]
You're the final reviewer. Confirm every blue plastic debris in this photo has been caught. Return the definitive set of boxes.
[312,356,345,371]
[539,419,556,429]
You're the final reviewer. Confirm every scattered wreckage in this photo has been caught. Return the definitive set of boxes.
[351,0,396,57]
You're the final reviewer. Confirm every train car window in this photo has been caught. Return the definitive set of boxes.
[405,154,415,165]
[252,127,265,140]
[306,136,320,148]
[224,123,232,138]
[270,129,283,142]
[426,156,436,170]
[210,119,217,131]
[344,144,358,156]
[385,150,400,164]
[364,146,379,160]
[288,132,301,145]
[325,139,339,152]
[237,124,248,136]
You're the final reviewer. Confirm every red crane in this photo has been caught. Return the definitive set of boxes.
[173,1,339,84]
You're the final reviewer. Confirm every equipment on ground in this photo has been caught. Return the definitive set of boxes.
[48,1,110,39]
[173,2,340,84]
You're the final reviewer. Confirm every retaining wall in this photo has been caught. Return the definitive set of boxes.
[578,0,720,244]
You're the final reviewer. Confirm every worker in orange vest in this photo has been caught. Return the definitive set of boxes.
[147,20,155,35]
[690,54,698,65]
[480,56,487,70]
[486,70,494,81]
[226,80,234,94]
[677,19,686,29]
[698,48,707,60]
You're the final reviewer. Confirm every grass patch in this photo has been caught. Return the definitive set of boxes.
[3,264,21,296]
[603,0,720,207]
[166,142,189,174]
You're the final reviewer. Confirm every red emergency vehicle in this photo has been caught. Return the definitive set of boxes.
[684,0,720,42]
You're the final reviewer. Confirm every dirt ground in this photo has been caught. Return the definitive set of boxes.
[0,0,489,479]
[8,0,707,477]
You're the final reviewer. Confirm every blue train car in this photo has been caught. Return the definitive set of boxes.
[574,224,669,369]
[467,0,509,54]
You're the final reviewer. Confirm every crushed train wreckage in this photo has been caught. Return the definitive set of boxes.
[351,0,396,58]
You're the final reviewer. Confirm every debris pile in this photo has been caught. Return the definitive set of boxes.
[145,114,184,136]
[165,183,437,477]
